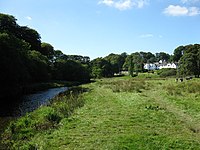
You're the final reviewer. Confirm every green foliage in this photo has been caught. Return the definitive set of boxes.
[64,55,90,64]
[173,46,184,62]
[179,53,197,76]
[91,57,113,78]
[0,32,31,98]
[0,13,41,51]
[27,50,50,82]
[157,68,177,77]
[53,59,90,82]
[104,53,126,74]
[101,79,149,93]
[139,51,156,63]
[0,13,91,101]
[155,52,170,62]
[41,42,54,60]
[124,53,145,76]
[176,44,200,77]
[127,55,134,77]
[18,26,41,51]
[2,87,86,149]
[165,81,200,96]
[0,13,18,35]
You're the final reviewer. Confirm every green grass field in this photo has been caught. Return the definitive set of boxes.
[2,75,200,149]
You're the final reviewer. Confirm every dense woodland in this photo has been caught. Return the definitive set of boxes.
[0,13,200,101]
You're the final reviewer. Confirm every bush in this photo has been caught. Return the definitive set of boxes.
[157,69,177,77]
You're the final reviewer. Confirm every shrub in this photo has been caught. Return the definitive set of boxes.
[45,110,61,123]
[157,68,177,77]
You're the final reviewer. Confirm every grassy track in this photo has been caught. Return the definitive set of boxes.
[2,76,200,149]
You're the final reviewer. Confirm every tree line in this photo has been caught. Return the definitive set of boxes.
[0,13,90,100]
[91,45,200,78]
[91,51,172,78]
[1,13,199,101]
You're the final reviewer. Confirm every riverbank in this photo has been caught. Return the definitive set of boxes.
[0,80,82,116]
[0,80,81,105]
[1,86,87,149]
[0,81,81,148]
[1,76,200,149]
[22,80,81,94]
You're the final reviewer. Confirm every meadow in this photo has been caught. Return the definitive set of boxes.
[1,74,200,149]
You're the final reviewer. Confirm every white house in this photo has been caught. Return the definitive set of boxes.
[159,63,178,69]
[144,61,178,70]
[144,63,158,70]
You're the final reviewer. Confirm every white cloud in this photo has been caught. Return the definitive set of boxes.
[115,0,133,10]
[26,16,32,20]
[98,0,149,10]
[99,0,114,6]
[139,34,154,38]
[163,5,188,16]
[163,5,200,16]
[188,7,200,16]
[136,0,149,8]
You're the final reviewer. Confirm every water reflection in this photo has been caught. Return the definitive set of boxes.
[0,87,68,117]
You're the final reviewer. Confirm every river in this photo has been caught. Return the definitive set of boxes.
[0,87,68,117]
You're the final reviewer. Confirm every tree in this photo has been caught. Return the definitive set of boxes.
[18,26,41,51]
[53,59,90,82]
[0,13,18,35]
[26,50,50,82]
[91,58,113,78]
[177,44,200,77]
[128,56,134,77]
[41,42,55,61]
[0,14,41,51]
[104,53,126,74]
[139,52,156,63]
[155,52,170,62]
[53,50,64,62]
[132,52,144,74]
[178,53,197,76]
[0,12,91,102]
[173,46,184,62]
[0,33,30,98]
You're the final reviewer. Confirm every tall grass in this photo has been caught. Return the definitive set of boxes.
[101,79,149,93]
[165,81,200,96]
[2,87,87,149]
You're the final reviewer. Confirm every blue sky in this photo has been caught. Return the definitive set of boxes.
[1,0,200,59]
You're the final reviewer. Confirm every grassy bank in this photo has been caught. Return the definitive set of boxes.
[2,76,200,149]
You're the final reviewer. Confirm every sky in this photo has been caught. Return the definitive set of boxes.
[1,0,200,59]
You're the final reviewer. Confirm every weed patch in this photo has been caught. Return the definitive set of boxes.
[102,79,149,93]
[1,86,87,149]
[165,81,200,96]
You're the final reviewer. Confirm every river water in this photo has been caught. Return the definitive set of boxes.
[0,87,68,117]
